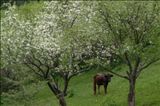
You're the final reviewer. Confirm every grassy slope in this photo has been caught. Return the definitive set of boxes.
[27,61,160,106]
[2,62,160,106]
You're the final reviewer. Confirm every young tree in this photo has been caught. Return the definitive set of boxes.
[96,1,160,106]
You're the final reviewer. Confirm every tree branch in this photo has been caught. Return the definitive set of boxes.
[68,66,91,79]
[124,52,133,72]
[70,16,77,28]
[136,58,160,78]
[106,70,129,80]
[134,54,141,72]
[25,55,46,78]
[24,62,43,78]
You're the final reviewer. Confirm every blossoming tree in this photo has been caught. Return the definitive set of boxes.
[96,2,160,106]
[1,1,94,106]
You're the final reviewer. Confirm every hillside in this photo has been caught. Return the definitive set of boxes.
[3,62,160,106]
[1,1,160,106]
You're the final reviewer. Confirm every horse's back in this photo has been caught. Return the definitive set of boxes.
[96,73,105,76]
[94,74,105,85]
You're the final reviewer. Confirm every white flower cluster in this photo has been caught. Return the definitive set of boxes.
[1,1,95,66]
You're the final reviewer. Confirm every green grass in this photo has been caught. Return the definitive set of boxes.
[2,61,160,106]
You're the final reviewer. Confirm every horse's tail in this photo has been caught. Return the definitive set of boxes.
[93,75,97,95]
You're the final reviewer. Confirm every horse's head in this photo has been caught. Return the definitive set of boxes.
[104,74,113,82]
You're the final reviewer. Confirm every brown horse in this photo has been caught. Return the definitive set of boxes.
[93,73,113,95]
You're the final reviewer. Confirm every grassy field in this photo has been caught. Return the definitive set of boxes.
[2,61,160,106]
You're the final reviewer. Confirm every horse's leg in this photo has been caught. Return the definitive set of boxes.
[104,85,107,94]
[94,84,96,95]
[98,85,100,94]
[94,85,96,95]
[104,84,108,95]
[93,76,97,95]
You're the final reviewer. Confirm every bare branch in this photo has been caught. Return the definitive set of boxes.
[134,55,141,72]
[124,52,133,72]
[70,16,77,28]
[24,62,43,78]
[68,66,91,79]
[136,58,160,78]
[30,50,43,66]
[25,55,46,78]
[50,73,60,89]
[45,64,50,79]
[106,70,129,80]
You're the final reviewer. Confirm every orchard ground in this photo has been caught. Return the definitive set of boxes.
[2,61,160,106]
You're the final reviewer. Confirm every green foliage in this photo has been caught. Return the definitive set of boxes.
[16,1,43,20]
[1,82,42,106]
[0,77,20,94]
[97,1,160,57]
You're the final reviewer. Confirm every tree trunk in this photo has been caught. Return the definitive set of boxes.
[63,77,69,96]
[128,78,136,106]
[47,82,67,106]
[57,93,67,106]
